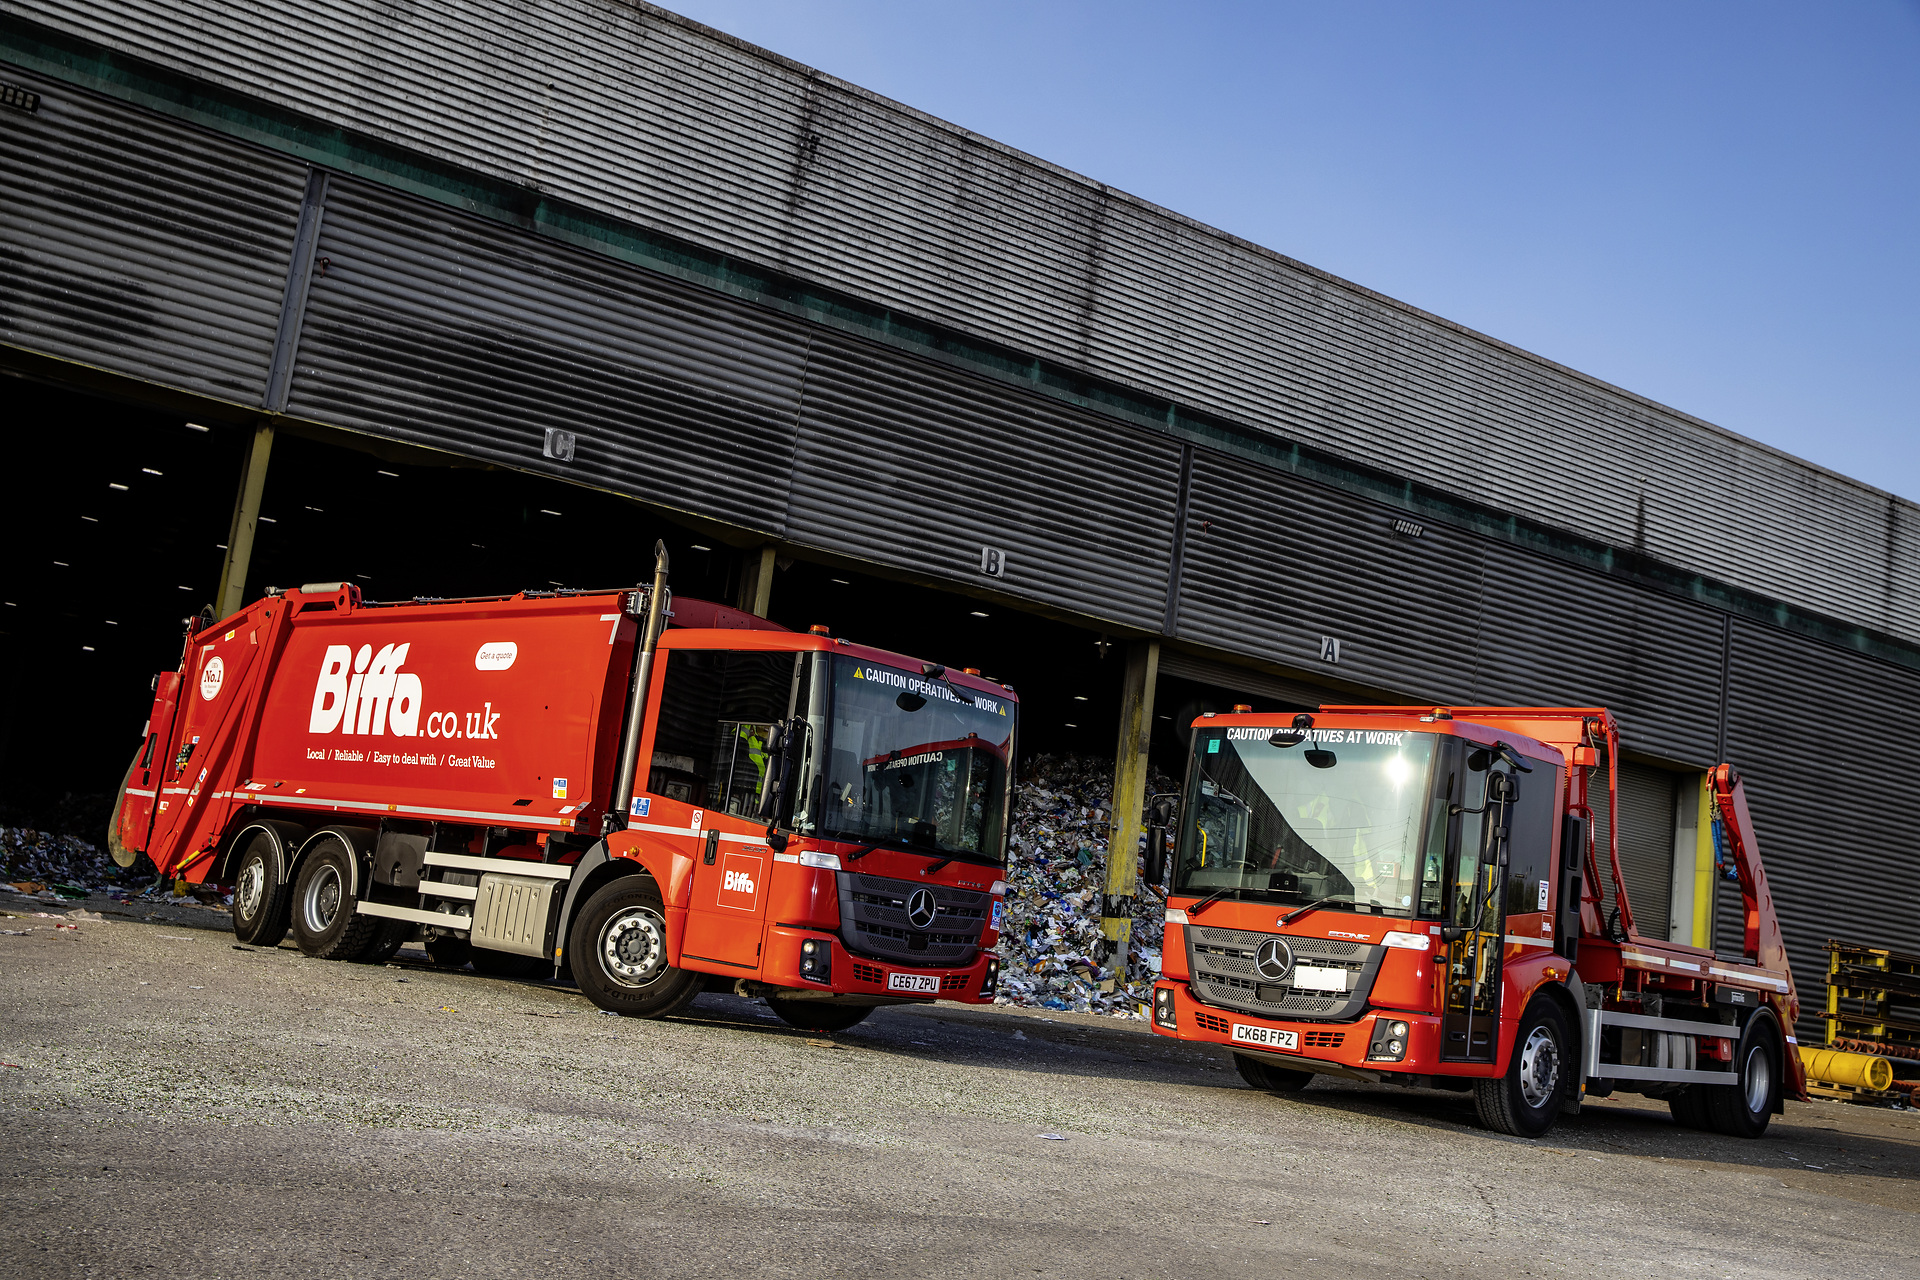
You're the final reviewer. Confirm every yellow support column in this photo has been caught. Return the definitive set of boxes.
[1690,772,1716,950]
[214,423,274,621]
[1101,639,1160,962]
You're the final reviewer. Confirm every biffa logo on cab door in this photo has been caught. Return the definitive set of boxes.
[716,851,763,912]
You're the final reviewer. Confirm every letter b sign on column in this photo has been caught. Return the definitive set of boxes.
[980,546,1006,578]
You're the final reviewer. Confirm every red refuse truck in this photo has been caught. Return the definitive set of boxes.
[110,547,1017,1030]
[1145,705,1807,1137]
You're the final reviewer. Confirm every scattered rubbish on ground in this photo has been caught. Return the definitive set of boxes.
[1038,1133,1067,1141]
[65,909,104,922]
[996,754,1170,1019]
[0,928,31,936]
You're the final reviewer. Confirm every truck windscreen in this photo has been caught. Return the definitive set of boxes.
[798,656,1014,863]
[1175,727,1439,916]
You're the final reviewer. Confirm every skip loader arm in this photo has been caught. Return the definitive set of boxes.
[1709,764,1809,1102]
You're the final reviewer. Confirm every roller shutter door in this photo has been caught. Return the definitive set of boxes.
[1586,761,1677,940]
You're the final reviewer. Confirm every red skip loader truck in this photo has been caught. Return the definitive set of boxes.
[110,547,1017,1031]
[1146,705,1807,1138]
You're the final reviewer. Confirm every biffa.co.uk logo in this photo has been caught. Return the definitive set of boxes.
[309,643,424,736]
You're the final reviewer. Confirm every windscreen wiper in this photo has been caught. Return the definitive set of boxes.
[1280,895,1355,925]
[921,856,955,875]
[1185,886,1239,917]
[845,845,879,862]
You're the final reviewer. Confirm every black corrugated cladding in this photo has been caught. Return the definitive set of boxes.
[1723,620,1920,1033]
[785,333,1182,630]
[287,180,813,532]
[1175,451,1483,700]
[1476,543,1724,766]
[0,64,305,404]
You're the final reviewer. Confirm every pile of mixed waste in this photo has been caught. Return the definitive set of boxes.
[0,827,151,900]
[994,754,1171,1019]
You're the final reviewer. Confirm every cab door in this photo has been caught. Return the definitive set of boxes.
[1440,758,1513,1063]
[680,812,771,972]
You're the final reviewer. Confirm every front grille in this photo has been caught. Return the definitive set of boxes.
[1185,925,1386,1022]
[941,974,970,992]
[1195,1011,1231,1034]
[836,872,990,967]
[1303,1031,1344,1048]
[851,962,885,985]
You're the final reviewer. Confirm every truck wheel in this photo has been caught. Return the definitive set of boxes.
[568,878,702,1018]
[472,948,545,979]
[768,1000,873,1033]
[1706,1019,1779,1138]
[1668,1086,1713,1131]
[230,832,291,948]
[425,934,473,968]
[1233,1052,1314,1092]
[1474,1000,1570,1138]
[289,837,382,960]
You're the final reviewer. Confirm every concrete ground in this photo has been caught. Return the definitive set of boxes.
[3,894,1916,1280]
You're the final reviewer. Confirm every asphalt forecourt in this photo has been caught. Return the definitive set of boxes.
[4,912,1917,1280]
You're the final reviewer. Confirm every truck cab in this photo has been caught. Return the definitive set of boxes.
[1148,705,1805,1139]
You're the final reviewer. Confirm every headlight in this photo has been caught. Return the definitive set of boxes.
[1153,986,1178,1030]
[799,937,831,982]
[1368,1015,1409,1062]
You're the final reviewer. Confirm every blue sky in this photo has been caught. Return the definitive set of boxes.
[667,1,1920,501]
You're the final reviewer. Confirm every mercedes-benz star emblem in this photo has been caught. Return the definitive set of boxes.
[906,888,939,930]
[1253,937,1293,981]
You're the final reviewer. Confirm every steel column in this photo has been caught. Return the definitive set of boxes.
[1100,639,1160,955]
[215,423,274,620]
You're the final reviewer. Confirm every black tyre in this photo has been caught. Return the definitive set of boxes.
[1233,1052,1314,1093]
[768,1000,873,1033]
[1706,1018,1779,1138]
[1474,1000,1571,1138]
[568,877,703,1018]
[425,934,473,968]
[358,920,412,964]
[230,832,291,948]
[1668,1086,1713,1131]
[472,947,545,979]
[289,837,382,960]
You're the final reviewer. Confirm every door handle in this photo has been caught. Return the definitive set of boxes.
[703,829,719,865]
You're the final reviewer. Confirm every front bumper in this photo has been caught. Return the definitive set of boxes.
[764,924,997,1003]
[1150,979,1439,1074]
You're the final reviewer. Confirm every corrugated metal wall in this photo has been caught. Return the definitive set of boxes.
[1475,544,1725,767]
[13,0,1919,647]
[0,63,304,404]
[1175,452,1484,702]
[786,333,1182,631]
[1722,621,1920,1030]
[290,178,811,531]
